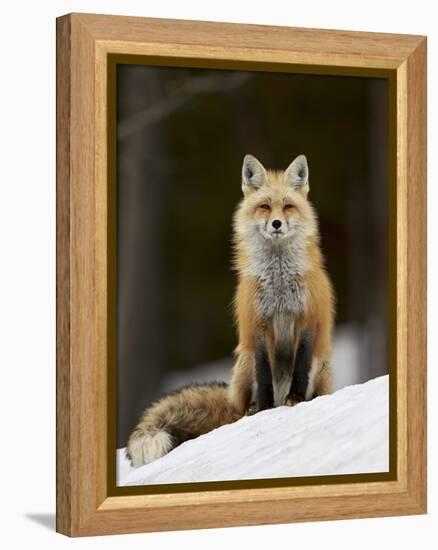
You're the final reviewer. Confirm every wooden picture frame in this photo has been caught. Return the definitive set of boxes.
[56,13,427,537]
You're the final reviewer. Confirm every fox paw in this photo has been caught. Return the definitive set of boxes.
[285,393,304,407]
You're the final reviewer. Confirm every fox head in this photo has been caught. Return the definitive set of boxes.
[234,154,318,245]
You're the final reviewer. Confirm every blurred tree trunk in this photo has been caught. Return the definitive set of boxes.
[116,66,166,447]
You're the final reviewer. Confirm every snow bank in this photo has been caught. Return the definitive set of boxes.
[117,375,389,486]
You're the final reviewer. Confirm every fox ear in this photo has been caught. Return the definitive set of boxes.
[285,155,309,195]
[242,154,266,195]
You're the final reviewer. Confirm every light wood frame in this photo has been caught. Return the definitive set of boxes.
[56,13,427,537]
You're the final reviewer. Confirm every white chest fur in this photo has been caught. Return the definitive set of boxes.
[247,241,308,320]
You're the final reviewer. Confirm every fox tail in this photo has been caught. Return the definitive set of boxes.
[126,382,241,467]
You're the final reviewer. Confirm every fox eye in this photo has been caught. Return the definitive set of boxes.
[259,204,271,210]
[284,204,295,210]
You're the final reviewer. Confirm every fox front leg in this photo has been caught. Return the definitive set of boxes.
[285,330,314,406]
[255,338,274,411]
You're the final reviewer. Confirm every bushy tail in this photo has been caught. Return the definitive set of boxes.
[127,382,241,467]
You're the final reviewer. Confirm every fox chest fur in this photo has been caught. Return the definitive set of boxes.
[249,244,308,321]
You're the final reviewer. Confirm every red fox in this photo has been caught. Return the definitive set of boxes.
[229,154,334,415]
[126,154,334,466]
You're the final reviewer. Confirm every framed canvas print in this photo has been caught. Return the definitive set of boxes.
[56,13,427,537]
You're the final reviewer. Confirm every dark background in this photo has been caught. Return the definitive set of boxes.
[116,64,389,449]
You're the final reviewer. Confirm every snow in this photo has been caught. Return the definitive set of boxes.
[117,375,389,486]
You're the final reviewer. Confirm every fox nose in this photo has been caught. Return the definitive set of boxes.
[272,219,282,230]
